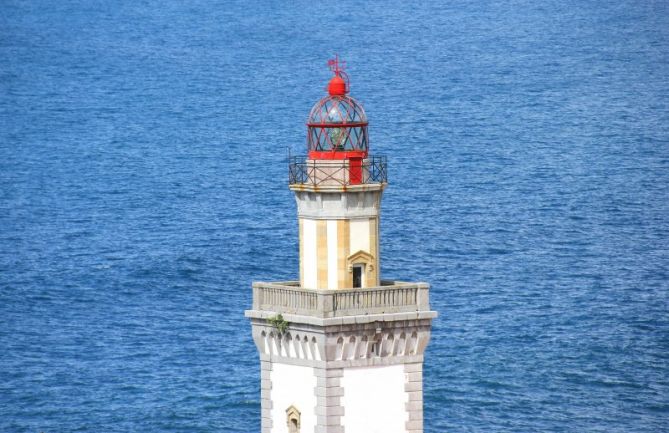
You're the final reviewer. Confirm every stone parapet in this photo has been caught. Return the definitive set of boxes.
[250,280,432,319]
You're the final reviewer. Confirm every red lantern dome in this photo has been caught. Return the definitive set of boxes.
[307,56,368,160]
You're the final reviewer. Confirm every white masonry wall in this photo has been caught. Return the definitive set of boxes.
[349,218,370,254]
[327,220,338,289]
[301,218,317,290]
[340,364,408,433]
[270,363,316,433]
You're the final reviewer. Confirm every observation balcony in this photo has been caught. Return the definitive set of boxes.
[249,280,432,320]
[288,155,387,187]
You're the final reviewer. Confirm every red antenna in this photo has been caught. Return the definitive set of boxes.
[327,55,350,94]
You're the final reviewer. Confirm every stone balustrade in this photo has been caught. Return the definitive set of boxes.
[251,280,431,318]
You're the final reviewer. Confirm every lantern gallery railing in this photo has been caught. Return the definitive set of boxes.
[288,155,387,187]
[251,281,430,318]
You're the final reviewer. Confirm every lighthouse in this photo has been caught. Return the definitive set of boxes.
[246,58,437,433]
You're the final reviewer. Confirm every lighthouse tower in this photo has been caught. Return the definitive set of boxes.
[246,58,436,433]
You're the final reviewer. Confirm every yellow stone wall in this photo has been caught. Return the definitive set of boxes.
[299,217,379,290]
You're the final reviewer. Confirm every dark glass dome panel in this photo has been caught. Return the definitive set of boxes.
[307,95,368,153]
[308,96,367,124]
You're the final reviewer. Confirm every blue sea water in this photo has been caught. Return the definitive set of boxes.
[1,0,669,431]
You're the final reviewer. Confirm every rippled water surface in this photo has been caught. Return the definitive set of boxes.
[2,1,669,432]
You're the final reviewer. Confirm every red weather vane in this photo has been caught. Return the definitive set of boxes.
[327,54,350,92]
[328,55,347,77]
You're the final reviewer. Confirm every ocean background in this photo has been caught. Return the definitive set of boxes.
[1,0,668,432]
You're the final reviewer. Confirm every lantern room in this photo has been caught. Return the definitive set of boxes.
[306,57,369,160]
[289,57,387,187]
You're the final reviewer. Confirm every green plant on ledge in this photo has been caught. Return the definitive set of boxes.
[267,314,289,334]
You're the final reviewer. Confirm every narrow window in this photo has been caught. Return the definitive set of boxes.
[286,405,301,433]
[352,264,364,288]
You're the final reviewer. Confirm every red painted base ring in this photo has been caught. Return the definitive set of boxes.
[308,150,368,160]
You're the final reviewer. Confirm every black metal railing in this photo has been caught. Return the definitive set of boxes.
[288,155,387,186]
